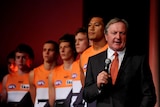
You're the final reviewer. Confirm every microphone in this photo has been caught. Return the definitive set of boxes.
[100,58,111,88]
[104,58,111,73]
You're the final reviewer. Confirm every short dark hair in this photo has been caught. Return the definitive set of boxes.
[15,43,34,60]
[88,15,107,26]
[75,27,88,35]
[44,40,59,54]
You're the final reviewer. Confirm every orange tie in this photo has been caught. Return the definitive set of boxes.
[110,52,119,85]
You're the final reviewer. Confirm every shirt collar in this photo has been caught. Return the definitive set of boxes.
[107,47,126,58]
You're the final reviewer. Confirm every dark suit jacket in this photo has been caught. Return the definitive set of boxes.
[83,50,156,107]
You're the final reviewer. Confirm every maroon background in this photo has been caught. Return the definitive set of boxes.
[0,0,83,73]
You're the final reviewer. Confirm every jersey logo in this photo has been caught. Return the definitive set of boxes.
[55,80,62,86]
[18,80,24,83]
[66,80,72,85]
[37,80,45,86]
[64,75,69,78]
[83,64,87,69]
[72,73,77,79]
[8,84,16,89]
[20,84,29,89]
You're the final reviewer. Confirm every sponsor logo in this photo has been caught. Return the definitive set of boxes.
[21,84,29,89]
[8,84,16,89]
[83,64,87,69]
[66,80,72,85]
[72,73,77,79]
[64,75,69,78]
[55,80,62,86]
[37,80,45,86]
[18,81,24,83]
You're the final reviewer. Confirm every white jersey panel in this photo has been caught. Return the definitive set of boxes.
[7,91,27,102]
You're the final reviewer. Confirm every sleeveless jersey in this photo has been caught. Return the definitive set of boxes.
[71,60,84,107]
[33,64,53,107]
[80,44,108,75]
[52,65,72,100]
[52,61,84,107]
[72,60,82,93]
[5,72,29,102]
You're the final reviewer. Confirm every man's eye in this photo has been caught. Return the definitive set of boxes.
[120,32,126,35]
[95,23,100,26]
[111,32,117,35]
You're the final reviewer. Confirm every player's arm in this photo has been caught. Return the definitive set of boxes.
[1,74,8,103]
[79,55,85,87]
[29,70,36,104]
[48,72,55,107]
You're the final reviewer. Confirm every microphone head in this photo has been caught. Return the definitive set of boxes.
[105,58,111,65]
[104,58,111,72]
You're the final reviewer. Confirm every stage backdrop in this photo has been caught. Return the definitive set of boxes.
[0,0,83,78]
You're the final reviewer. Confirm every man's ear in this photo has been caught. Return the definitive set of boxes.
[27,59,33,68]
[105,34,108,42]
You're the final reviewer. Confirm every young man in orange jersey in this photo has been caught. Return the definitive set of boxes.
[0,51,17,104]
[80,16,108,107]
[6,50,18,74]
[1,43,34,107]
[49,34,79,107]
[80,16,108,76]
[29,40,59,107]
[75,27,90,59]
[71,27,90,107]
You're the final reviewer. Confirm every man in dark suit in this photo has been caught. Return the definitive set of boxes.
[83,17,156,107]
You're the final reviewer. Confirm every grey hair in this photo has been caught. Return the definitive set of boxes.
[104,17,128,34]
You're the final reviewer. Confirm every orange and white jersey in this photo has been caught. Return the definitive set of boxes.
[80,44,108,75]
[52,61,83,107]
[6,72,29,102]
[71,60,84,107]
[33,64,53,107]
[52,65,72,101]
[72,60,82,93]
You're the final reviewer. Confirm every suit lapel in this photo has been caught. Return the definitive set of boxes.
[96,50,108,72]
